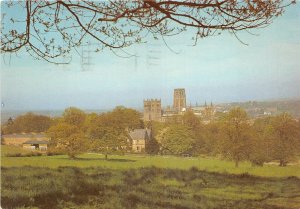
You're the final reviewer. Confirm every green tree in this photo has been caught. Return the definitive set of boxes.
[91,129,129,160]
[110,106,143,130]
[195,121,221,156]
[145,121,165,155]
[182,110,202,130]
[219,107,252,167]
[250,117,274,166]
[47,122,88,159]
[63,107,86,127]
[159,125,195,155]
[270,113,299,166]
[86,109,135,159]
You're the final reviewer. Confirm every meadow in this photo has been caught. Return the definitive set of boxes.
[1,145,300,209]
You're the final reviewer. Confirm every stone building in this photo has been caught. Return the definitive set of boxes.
[2,133,49,146]
[143,99,162,121]
[23,140,49,151]
[173,88,186,111]
[129,129,151,152]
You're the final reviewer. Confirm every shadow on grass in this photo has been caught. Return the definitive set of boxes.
[56,157,136,162]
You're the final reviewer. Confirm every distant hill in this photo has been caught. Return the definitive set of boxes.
[0,109,110,124]
[218,99,300,118]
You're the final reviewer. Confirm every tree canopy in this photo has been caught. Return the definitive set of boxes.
[269,113,300,166]
[159,125,195,155]
[1,0,295,63]
[63,107,86,127]
[2,113,53,134]
[219,107,252,167]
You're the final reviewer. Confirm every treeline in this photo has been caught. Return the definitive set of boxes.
[47,106,143,158]
[151,108,300,167]
[2,106,300,167]
[2,113,53,134]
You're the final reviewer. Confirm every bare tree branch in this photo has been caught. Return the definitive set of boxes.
[0,0,296,64]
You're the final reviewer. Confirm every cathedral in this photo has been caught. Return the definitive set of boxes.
[143,88,187,122]
[143,88,216,122]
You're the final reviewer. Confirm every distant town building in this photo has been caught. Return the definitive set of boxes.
[143,99,162,121]
[129,129,151,152]
[173,88,186,111]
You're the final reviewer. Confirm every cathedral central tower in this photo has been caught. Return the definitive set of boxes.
[173,88,186,111]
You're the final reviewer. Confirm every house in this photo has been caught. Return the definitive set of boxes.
[2,133,49,146]
[23,140,49,151]
[129,129,151,152]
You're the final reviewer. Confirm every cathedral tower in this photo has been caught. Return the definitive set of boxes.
[143,99,162,121]
[173,88,186,111]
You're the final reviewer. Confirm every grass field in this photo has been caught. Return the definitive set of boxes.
[1,145,299,178]
[1,145,300,209]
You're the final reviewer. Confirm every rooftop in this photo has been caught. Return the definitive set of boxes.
[23,140,49,144]
[2,133,48,138]
[129,129,151,140]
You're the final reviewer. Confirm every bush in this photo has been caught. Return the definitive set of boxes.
[5,152,42,157]
[46,150,64,156]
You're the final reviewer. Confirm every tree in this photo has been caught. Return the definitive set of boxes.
[195,121,221,156]
[145,121,165,155]
[85,108,138,159]
[47,122,88,158]
[90,128,129,160]
[219,107,252,167]
[2,113,53,134]
[110,106,143,130]
[269,113,299,166]
[63,107,86,127]
[250,117,274,166]
[182,110,202,131]
[1,1,295,63]
[159,125,195,155]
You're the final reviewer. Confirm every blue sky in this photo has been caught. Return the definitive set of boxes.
[1,2,300,111]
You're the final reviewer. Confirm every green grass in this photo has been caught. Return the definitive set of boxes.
[1,145,33,156]
[1,145,299,178]
[1,166,300,209]
[1,145,300,209]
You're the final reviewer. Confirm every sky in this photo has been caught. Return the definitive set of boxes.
[1,2,300,111]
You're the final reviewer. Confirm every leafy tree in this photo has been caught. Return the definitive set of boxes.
[63,107,86,127]
[145,136,160,155]
[250,117,274,166]
[269,113,299,166]
[2,113,53,134]
[47,122,88,158]
[61,132,89,159]
[85,108,139,159]
[159,125,195,155]
[145,121,165,155]
[182,110,202,131]
[1,1,295,63]
[219,107,252,167]
[195,121,221,156]
[110,106,143,130]
[91,129,129,160]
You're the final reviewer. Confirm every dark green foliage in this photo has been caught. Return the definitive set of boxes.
[145,136,160,154]
[2,166,299,209]
[159,125,195,155]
